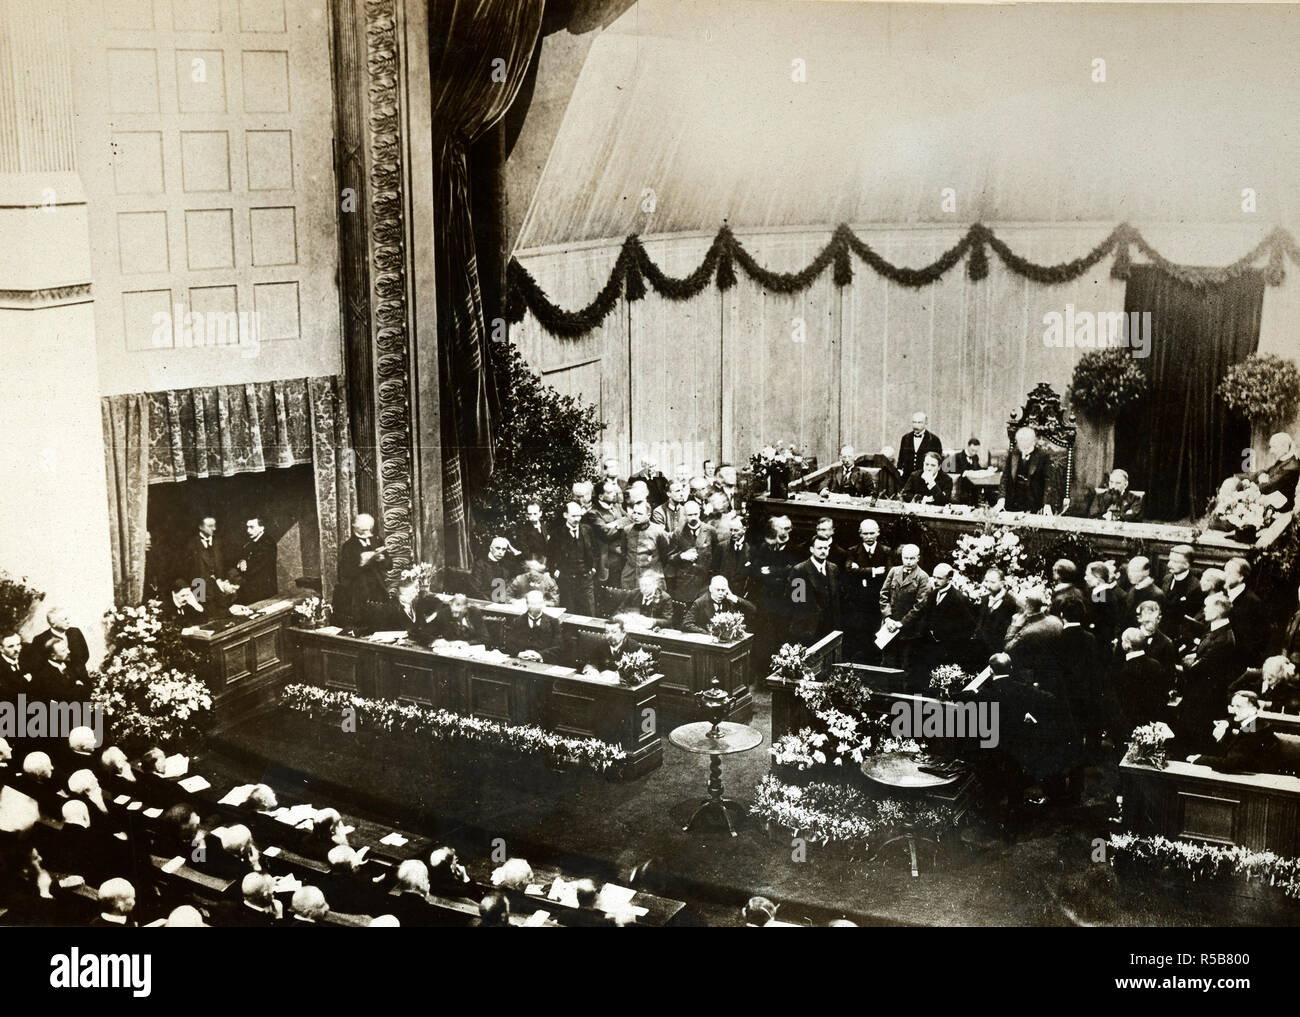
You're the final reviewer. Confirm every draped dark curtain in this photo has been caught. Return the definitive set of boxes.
[1115,266,1264,521]
[428,0,545,568]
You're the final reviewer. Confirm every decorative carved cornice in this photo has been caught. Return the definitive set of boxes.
[363,0,415,574]
[0,282,92,308]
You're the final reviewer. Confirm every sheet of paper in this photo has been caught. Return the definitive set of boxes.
[314,625,343,636]
[594,883,636,911]
[962,667,993,693]
[162,856,185,874]
[524,883,546,896]
[261,845,281,858]
[142,807,163,819]
[126,800,142,812]
[524,909,552,926]
[218,784,254,807]
[379,832,408,847]
[162,754,189,778]
[58,875,85,889]
[273,874,302,893]
[874,623,897,650]
[177,775,210,793]
[548,878,579,908]
[113,793,131,805]
[368,630,409,643]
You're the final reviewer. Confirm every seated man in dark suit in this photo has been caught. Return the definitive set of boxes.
[216,872,282,927]
[564,878,618,927]
[88,877,138,928]
[1255,432,1300,512]
[471,536,521,605]
[505,559,561,606]
[430,594,485,643]
[899,451,953,506]
[1230,655,1300,715]
[164,577,207,624]
[1084,468,1144,522]
[820,445,874,498]
[502,591,563,664]
[582,617,647,674]
[995,426,1055,515]
[951,437,986,505]
[1187,690,1283,773]
[21,606,90,686]
[321,845,381,917]
[616,572,674,626]
[683,576,756,634]
[375,575,440,643]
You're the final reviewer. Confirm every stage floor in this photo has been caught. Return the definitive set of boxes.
[206,692,1290,927]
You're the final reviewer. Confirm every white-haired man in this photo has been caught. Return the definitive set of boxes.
[289,886,331,925]
[22,607,89,686]
[1256,432,1300,512]
[630,456,670,509]
[995,426,1055,515]
[218,872,280,927]
[335,513,390,627]
[684,575,756,635]
[820,446,873,498]
[89,877,137,927]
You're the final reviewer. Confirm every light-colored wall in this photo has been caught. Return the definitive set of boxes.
[74,0,341,397]
[512,222,1300,479]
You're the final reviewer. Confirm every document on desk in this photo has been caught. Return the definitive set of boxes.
[142,807,163,819]
[368,631,408,644]
[163,753,189,778]
[161,856,186,874]
[548,878,580,908]
[218,784,255,806]
[594,883,636,911]
[177,775,211,793]
[524,910,552,927]
[874,623,897,650]
[379,832,408,847]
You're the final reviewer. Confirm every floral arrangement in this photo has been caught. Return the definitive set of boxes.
[707,610,747,642]
[399,562,438,591]
[770,642,817,684]
[751,776,951,849]
[1108,833,1300,900]
[749,442,809,495]
[1123,721,1176,768]
[615,649,657,687]
[1068,348,1149,419]
[949,526,1027,599]
[1217,353,1300,432]
[90,644,213,752]
[103,600,200,677]
[281,684,628,776]
[293,596,331,628]
[0,570,42,635]
[929,664,969,699]
[1211,478,1276,542]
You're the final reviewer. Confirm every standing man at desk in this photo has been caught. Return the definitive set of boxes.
[335,513,389,627]
[897,412,943,482]
[994,427,1054,515]
[550,502,597,616]
[880,544,931,672]
[233,516,277,604]
[787,534,841,646]
[504,591,563,664]
[843,519,892,661]
[185,515,236,609]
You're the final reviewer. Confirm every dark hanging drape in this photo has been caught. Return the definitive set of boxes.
[428,0,545,568]
[1115,266,1264,521]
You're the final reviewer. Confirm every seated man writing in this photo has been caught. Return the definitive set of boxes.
[430,593,485,643]
[582,617,648,675]
[1186,690,1283,774]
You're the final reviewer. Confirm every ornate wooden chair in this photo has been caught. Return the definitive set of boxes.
[1006,383,1078,512]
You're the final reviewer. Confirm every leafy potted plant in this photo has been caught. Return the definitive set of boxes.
[0,571,43,635]
[1068,350,1149,501]
[1217,353,1300,448]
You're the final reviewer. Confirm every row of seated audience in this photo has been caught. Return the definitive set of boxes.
[0,728,659,927]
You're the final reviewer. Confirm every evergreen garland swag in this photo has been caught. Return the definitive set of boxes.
[508,222,1300,339]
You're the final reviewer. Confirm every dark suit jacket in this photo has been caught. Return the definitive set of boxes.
[1258,456,1300,512]
[23,627,89,685]
[900,470,952,506]
[430,608,486,643]
[841,541,893,621]
[786,560,841,645]
[1226,587,1268,666]
[1197,723,1284,774]
[717,539,755,599]
[548,524,596,581]
[952,451,982,473]
[898,430,944,481]
[683,593,757,635]
[1087,488,1144,522]
[503,612,563,663]
[185,534,226,590]
[1057,624,1100,704]
[821,464,874,497]
[1163,571,1204,645]
[1006,613,1065,686]
[616,588,674,623]
[514,522,551,566]
[1284,608,1300,666]
[334,535,390,625]
[1049,583,1088,621]
[470,556,519,604]
[999,447,1053,513]
[1179,624,1240,747]
[667,523,719,599]
[974,594,1017,656]
[629,470,670,509]
[923,586,975,648]
[1112,652,1169,737]
[235,535,278,604]
[374,594,441,643]
[584,635,646,672]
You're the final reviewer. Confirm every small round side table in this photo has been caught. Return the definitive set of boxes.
[669,721,764,837]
